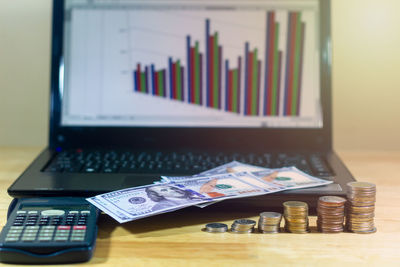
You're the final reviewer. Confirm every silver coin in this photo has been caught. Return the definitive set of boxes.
[233,219,256,225]
[205,223,228,233]
[259,212,282,218]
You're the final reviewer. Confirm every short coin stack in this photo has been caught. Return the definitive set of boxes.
[230,219,256,233]
[317,196,346,233]
[205,223,228,233]
[258,212,282,233]
[346,182,377,234]
[283,201,310,233]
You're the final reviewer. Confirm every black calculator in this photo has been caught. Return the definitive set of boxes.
[0,197,99,264]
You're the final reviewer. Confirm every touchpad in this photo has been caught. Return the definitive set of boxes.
[122,174,159,188]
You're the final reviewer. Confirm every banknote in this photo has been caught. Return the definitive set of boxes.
[88,162,333,223]
[87,183,209,223]
[192,172,285,208]
[250,167,332,190]
[169,173,267,201]
[199,160,269,176]
[158,161,269,184]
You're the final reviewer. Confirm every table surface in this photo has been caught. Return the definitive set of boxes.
[0,147,399,266]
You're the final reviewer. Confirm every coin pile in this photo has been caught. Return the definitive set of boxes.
[283,201,310,233]
[205,223,228,233]
[230,219,256,233]
[346,182,377,234]
[258,212,282,234]
[317,196,346,233]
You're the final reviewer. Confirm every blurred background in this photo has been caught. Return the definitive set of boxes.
[0,0,399,150]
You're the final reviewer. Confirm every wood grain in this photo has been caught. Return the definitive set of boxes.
[0,147,399,266]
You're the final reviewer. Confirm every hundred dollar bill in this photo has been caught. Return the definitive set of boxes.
[166,173,268,201]
[87,183,209,223]
[200,161,270,176]
[158,161,269,184]
[193,172,285,208]
[251,167,333,190]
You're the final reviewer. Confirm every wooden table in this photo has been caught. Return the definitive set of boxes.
[0,147,399,266]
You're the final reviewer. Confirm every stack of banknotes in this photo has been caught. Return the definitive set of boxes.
[87,161,332,223]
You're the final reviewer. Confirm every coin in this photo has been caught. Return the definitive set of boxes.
[231,219,256,234]
[205,223,228,233]
[346,181,376,234]
[258,212,282,234]
[317,196,346,233]
[283,201,309,233]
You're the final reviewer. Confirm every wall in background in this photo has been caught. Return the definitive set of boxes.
[1,0,399,150]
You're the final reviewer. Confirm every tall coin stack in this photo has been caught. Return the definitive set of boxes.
[230,219,256,233]
[283,201,310,233]
[346,182,377,234]
[258,212,282,234]
[317,196,346,233]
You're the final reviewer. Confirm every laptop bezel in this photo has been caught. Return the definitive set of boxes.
[49,0,332,152]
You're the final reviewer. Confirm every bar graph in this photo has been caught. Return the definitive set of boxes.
[64,1,322,128]
[131,13,306,117]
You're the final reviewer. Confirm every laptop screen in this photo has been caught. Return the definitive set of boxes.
[61,0,322,128]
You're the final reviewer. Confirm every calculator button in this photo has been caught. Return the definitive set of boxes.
[10,226,24,230]
[38,236,53,242]
[21,237,36,242]
[57,226,71,230]
[26,226,39,230]
[70,237,84,242]
[8,229,23,234]
[54,236,68,242]
[69,211,79,214]
[5,237,19,242]
[42,225,55,230]
[6,233,21,238]
[17,211,27,215]
[28,211,39,215]
[41,210,65,216]
[73,225,87,230]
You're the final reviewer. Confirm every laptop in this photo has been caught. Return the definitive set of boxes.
[8,0,355,212]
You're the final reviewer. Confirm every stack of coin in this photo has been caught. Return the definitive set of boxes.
[283,201,310,233]
[317,196,346,233]
[230,219,256,233]
[205,223,228,233]
[258,212,282,234]
[346,182,377,234]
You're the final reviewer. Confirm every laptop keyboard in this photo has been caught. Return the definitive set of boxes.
[43,150,334,178]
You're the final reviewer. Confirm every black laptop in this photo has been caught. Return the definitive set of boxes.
[8,0,354,212]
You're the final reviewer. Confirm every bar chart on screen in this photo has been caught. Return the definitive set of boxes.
[64,0,322,128]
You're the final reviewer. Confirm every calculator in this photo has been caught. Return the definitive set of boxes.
[0,197,99,264]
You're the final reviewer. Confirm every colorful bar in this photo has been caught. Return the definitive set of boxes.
[237,56,241,114]
[133,63,150,93]
[194,42,200,105]
[187,35,192,103]
[205,20,220,110]
[264,11,281,116]
[150,65,167,98]
[224,57,241,114]
[244,42,249,114]
[284,12,305,116]
[151,64,156,95]
[199,53,203,105]
[206,19,210,107]
[225,60,229,111]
